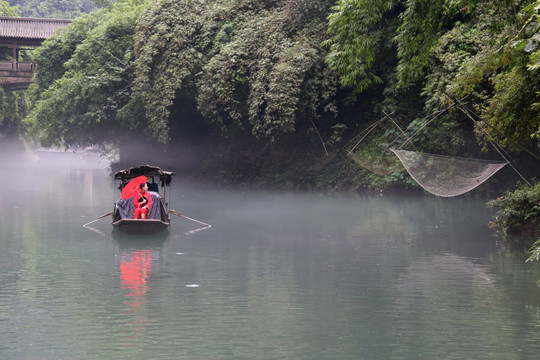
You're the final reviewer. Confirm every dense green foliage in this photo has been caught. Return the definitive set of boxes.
[26,1,147,147]
[324,0,395,92]
[0,86,27,138]
[487,180,540,262]
[487,181,540,236]
[325,0,540,154]
[1,0,106,140]
[5,0,98,19]
[8,0,540,256]
[0,1,26,139]
[0,0,16,16]
[134,0,341,145]
[449,1,540,152]
[23,0,540,194]
[28,0,352,173]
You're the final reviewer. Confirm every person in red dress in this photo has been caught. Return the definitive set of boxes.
[133,182,153,219]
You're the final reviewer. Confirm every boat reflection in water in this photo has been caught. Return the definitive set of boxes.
[113,232,168,343]
[119,249,153,310]
[114,231,168,307]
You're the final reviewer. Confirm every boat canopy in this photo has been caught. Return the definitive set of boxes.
[114,165,174,189]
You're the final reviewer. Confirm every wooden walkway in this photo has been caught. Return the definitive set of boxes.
[0,16,71,90]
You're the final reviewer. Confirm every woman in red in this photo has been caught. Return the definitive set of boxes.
[133,182,153,219]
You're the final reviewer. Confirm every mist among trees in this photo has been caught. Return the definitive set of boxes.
[0,0,538,192]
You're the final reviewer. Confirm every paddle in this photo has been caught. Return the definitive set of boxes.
[169,209,212,228]
[82,211,113,227]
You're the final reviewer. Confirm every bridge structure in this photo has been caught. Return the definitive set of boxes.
[0,16,71,91]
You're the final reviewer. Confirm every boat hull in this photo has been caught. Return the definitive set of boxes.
[112,218,170,234]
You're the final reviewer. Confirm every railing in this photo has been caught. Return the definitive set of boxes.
[0,60,36,72]
[0,59,35,89]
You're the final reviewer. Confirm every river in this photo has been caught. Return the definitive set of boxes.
[1,155,540,359]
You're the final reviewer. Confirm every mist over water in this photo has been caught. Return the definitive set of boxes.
[2,141,540,359]
[0,139,113,171]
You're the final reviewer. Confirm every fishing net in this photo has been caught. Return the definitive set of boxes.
[347,115,406,176]
[348,149,404,176]
[390,149,508,197]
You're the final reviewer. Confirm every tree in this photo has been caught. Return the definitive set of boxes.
[447,1,540,152]
[0,0,17,16]
[25,0,148,148]
[0,0,26,139]
[5,0,98,19]
[26,0,348,156]
[1,0,106,140]
[324,0,396,92]
[325,0,539,154]
[135,0,342,146]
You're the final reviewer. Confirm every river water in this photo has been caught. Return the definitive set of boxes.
[1,157,540,359]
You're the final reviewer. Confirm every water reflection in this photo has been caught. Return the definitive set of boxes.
[114,233,168,296]
[119,249,153,310]
[113,233,167,346]
[3,164,540,359]
[390,253,509,359]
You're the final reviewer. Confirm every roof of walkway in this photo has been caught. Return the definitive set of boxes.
[0,16,71,45]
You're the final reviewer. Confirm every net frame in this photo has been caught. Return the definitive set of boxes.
[391,149,508,197]
[347,100,529,196]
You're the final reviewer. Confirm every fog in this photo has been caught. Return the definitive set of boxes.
[0,137,209,173]
[4,137,540,360]
[0,139,113,171]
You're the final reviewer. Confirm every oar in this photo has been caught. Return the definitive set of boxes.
[82,211,113,227]
[169,209,212,228]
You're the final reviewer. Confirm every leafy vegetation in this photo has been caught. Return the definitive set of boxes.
[448,1,540,152]
[27,0,352,174]
[1,0,106,140]
[134,0,341,145]
[487,181,540,236]
[25,1,147,148]
[5,0,98,19]
[0,86,27,138]
[15,0,540,195]
[486,181,540,262]
[325,0,539,148]
[0,1,26,139]
[2,0,539,255]
[0,0,17,16]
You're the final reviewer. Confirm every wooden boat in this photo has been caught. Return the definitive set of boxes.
[111,165,175,234]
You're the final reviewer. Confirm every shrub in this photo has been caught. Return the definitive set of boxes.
[487,181,540,261]
[487,181,540,236]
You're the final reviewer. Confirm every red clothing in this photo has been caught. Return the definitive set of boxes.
[133,190,153,219]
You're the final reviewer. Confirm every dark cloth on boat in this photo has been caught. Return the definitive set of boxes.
[116,192,162,220]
